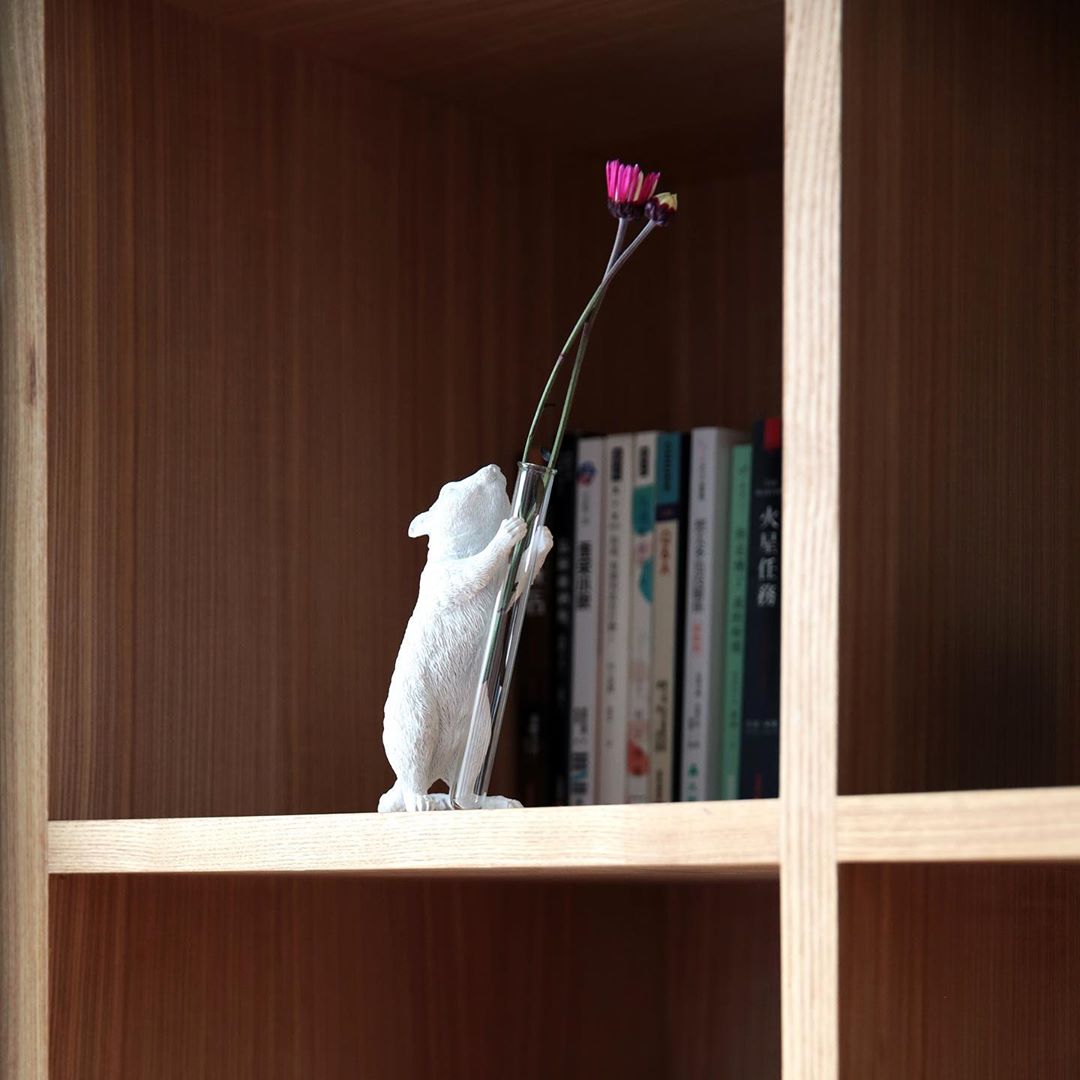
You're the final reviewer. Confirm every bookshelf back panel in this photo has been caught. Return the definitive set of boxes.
[162,0,785,174]
[47,0,558,818]
[840,864,1080,1078]
[51,875,781,1079]
[48,0,783,818]
[839,0,1080,794]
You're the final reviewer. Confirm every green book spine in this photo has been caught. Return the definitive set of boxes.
[720,444,753,800]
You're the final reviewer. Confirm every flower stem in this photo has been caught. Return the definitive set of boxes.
[520,218,655,466]
[492,220,635,664]
[520,219,628,467]
[475,218,659,749]
[605,217,630,276]
[542,219,657,469]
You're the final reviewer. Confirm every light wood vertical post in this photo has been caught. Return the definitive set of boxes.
[0,0,49,1075]
[781,0,841,1076]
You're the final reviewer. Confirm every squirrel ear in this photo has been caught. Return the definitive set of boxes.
[408,511,430,538]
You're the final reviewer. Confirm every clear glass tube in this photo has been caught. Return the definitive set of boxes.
[452,462,554,809]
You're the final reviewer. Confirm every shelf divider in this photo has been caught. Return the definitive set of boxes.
[781,0,844,1076]
[0,0,48,1076]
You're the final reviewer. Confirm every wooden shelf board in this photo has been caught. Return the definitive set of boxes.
[837,787,1080,863]
[48,800,779,878]
[49,788,1080,877]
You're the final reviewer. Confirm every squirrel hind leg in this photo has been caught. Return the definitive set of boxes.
[377,779,406,813]
[403,789,453,812]
[377,778,453,813]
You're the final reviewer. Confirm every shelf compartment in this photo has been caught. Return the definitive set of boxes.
[839,0,1080,799]
[837,787,1080,864]
[48,800,779,878]
[841,862,1080,1078]
[48,0,783,825]
[51,874,780,1078]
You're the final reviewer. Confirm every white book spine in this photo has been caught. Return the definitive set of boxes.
[569,437,604,806]
[626,432,657,803]
[681,427,740,800]
[598,434,633,804]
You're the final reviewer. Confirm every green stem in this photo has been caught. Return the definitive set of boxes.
[491,222,634,648]
[544,219,657,469]
[520,219,628,466]
[604,217,630,276]
[472,216,660,758]
[501,219,657,634]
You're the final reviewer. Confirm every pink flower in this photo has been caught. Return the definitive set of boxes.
[606,159,660,218]
[645,191,678,226]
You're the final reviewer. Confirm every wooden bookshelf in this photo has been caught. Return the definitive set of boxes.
[3,0,1078,1076]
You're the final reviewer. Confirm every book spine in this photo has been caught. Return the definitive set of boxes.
[626,432,657,803]
[740,418,782,799]
[720,443,753,799]
[517,513,554,806]
[670,433,691,797]
[681,427,740,801]
[599,433,633,804]
[569,436,604,806]
[548,437,577,806]
[680,429,719,801]
[650,432,683,802]
[707,433,738,799]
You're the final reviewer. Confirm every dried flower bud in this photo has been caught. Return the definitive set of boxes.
[645,192,678,225]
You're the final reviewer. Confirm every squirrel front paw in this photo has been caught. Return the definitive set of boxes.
[538,526,553,560]
[496,516,528,551]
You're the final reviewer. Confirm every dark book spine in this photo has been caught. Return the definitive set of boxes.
[517,456,555,804]
[739,418,782,799]
[547,437,578,805]
[517,550,553,806]
[671,433,691,799]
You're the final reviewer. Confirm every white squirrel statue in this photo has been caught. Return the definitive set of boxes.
[379,463,553,812]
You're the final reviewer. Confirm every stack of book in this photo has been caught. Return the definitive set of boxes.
[517,420,782,805]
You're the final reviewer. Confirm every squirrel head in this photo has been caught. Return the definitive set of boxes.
[409,464,511,559]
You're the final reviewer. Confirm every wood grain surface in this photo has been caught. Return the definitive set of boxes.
[841,863,1080,1078]
[0,0,49,1075]
[47,787,1080,876]
[47,801,780,876]
[837,786,1080,863]
[165,0,784,175]
[781,0,842,1076]
[33,0,1080,1075]
[839,0,1080,795]
[51,874,780,1079]
[47,0,782,822]
[46,0,549,820]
